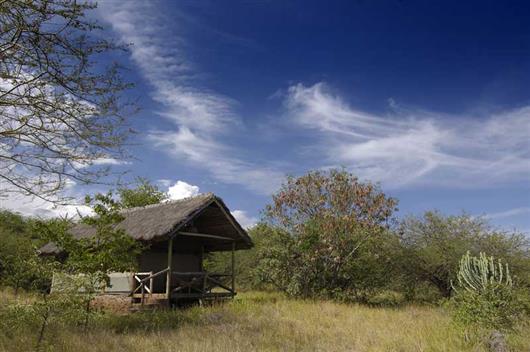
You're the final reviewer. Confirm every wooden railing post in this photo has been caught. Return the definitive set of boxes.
[149,271,153,297]
[141,283,145,307]
[166,236,174,306]
[231,241,235,293]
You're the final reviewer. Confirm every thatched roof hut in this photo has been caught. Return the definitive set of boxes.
[43,193,253,306]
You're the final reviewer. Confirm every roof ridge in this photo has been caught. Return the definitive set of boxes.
[120,192,214,213]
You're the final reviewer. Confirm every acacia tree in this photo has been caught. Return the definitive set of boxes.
[261,169,399,301]
[0,0,133,201]
[117,177,168,208]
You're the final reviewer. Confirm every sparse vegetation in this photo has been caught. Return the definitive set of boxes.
[0,290,528,352]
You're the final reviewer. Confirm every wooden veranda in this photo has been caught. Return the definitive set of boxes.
[131,231,237,306]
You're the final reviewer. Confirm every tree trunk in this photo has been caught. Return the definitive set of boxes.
[35,296,50,351]
[83,296,91,333]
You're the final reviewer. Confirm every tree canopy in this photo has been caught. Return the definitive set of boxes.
[260,169,399,300]
[0,0,133,202]
[117,177,168,208]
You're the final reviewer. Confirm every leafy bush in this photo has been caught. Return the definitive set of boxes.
[450,252,528,333]
[0,291,88,350]
[451,286,527,333]
[0,211,51,293]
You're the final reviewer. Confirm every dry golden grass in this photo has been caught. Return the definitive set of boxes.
[1,291,529,352]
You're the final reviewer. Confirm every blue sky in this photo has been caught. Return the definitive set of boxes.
[5,0,530,231]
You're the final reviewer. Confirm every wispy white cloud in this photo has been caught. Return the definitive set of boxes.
[284,82,530,188]
[0,195,93,218]
[231,209,258,229]
[482,207,530,220]
[167,180,200,200]
[149,128,283,195]
[97,1,283,195]
[157,179,173,188]
[0,181,93,218]
[91,158,131,166]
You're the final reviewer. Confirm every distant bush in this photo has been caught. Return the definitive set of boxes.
[204,223,274,291]
[398,212,530,299]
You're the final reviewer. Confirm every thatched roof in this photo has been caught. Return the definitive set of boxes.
[40,193,252,254]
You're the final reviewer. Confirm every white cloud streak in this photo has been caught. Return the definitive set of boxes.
[97,1,283,195]
[284,82,530,188]
[91,158,130,166]
[482,207,530,220]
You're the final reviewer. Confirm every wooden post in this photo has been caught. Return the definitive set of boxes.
[166,236,174,306]
[200,245,204,271]
[231,241,235,294]
[149,271,153,297]
[141,283,145,307]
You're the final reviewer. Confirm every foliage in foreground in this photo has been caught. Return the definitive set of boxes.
[0,291,528,352]
[12,193,144,349]
[0,0,134,201]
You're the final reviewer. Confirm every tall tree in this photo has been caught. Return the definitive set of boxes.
[0,0,133,201]
[261,169,399,300]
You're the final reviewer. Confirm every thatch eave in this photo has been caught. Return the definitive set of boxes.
[39,193,253,255]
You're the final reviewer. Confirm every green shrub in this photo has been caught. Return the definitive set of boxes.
[451,285,526,332]
[398,212,530,299]
[451,252,528,333]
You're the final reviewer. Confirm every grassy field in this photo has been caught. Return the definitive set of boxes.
[0,291,528,352]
